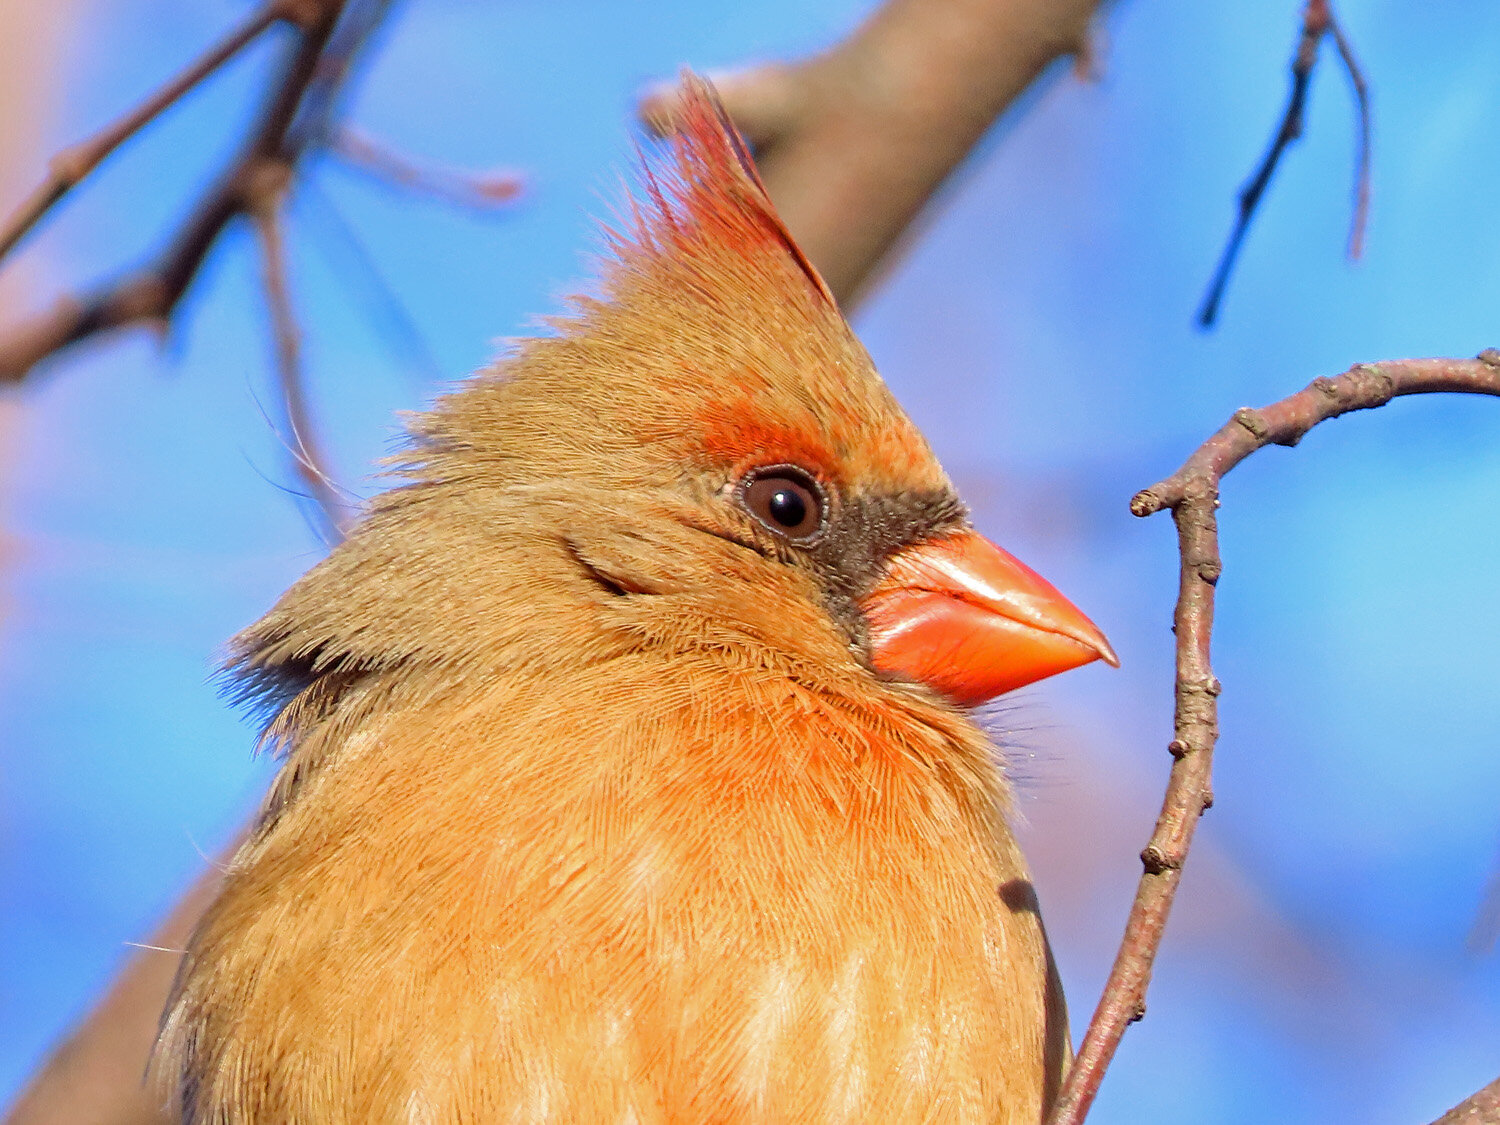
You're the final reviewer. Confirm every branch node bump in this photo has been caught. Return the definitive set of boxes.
[1129,489,1163,518]
[1128,1001,1146,1024]
[243,160,295,212]
[1347,361,1396,406]
[1195,558,1222,584]
[48,144,93,184]
[1180,674,1223,698]
[1232,406,1270,440]
[1140,844,1179,875]
[1058,355,1500,1125]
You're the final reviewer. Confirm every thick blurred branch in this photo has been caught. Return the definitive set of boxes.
[3,866,226,1125]
[640,0,1106,307]
[1198,0,1370,327]
[1046,350,1500,1125]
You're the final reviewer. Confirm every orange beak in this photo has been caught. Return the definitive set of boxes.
[861,530,1118,706]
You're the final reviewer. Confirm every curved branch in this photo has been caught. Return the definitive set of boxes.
[1046,350,1500,1125]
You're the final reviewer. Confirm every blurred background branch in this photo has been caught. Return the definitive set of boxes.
[640,0,1105,308]
[0,865,222,1125]
[0,0,385,543]
[0,3,281,265]
[329,127,524,211]
[0,0,362,382]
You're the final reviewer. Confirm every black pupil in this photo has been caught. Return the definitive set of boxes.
[742,470,821,540]
[767,487,806,528]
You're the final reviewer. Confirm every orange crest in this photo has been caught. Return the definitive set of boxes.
[626,72,834,307]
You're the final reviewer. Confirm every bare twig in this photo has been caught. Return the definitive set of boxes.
[1328,15,1371,259]
[0,0,355,382]
[1198,0,1371,327]
[331,127,525,210]
[1046,350,1500,1125]
[285,0,396,151]
[1429,1076,1500,1125]
[252,197,349,541]
[0,3,285,263]
[639,0,1107,308]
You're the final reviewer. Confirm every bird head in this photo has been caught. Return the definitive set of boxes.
[233,75,1114,732]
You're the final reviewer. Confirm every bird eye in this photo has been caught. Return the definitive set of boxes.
[739,467,825,542]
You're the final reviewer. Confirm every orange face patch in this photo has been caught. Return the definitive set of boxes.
[689,393,838,482]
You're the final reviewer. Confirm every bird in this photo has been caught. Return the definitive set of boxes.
[158,75,1117,1124]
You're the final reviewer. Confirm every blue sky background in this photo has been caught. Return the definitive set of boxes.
[2,1,1497,1120]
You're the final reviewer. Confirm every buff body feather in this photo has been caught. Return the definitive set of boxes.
[160,76,1069,1123]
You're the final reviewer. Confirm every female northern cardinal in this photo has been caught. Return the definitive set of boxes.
[160,76,1115,1123]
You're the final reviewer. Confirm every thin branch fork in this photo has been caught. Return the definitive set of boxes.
[1198,0,1371,327]
[0,1,287,263]
[1046,349,1500,1125]
[0,0,357,383]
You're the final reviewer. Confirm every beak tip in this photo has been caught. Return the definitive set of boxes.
[1077,623,1120,669]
